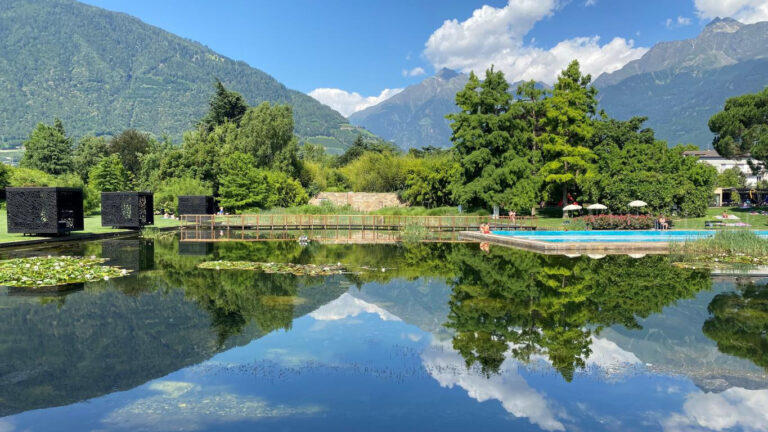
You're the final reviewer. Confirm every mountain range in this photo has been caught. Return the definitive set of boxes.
[351,17,768,150]
[0,0,372,151]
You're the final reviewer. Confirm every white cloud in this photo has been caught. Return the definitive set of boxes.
[422,339,566,431]
[423,0,648,84]
[662,388,768,432]
[308,87,403,117]
[309,293,401,322]
[666,16,693,28]
[585,0,597,6]
[585,337,641,368]
[694,0,768,24]
[402,67,427,77]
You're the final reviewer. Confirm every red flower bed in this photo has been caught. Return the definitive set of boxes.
[576,214,655,230]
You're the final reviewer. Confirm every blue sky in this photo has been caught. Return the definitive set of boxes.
[79,0,768,116]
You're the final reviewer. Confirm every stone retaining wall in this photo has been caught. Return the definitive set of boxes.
[309,192,405,212]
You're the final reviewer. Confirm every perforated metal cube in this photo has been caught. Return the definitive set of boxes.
[6,187,84,235]
[178,195,215,215]
[101,192,154,229]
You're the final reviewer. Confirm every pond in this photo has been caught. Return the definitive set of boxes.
[0,235,766,431]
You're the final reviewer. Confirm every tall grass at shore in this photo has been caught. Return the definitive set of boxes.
[672,230,768,259]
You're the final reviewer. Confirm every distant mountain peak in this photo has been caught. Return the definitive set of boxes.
[702,17,744,35]
[434,68,459,80]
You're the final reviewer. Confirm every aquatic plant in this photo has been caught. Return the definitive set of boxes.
[198,261,348,276]
[0,256,129,288]
[672,230,768,264]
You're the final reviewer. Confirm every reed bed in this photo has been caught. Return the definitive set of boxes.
[672,230,768,263]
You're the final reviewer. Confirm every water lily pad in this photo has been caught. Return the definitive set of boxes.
[0,256,131,288]
[197,261,348,276]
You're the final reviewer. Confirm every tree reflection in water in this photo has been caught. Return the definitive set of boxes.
[444,247,712,381]
[704,280,768,371]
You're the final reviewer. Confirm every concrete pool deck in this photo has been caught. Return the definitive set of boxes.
[458,231,671,254]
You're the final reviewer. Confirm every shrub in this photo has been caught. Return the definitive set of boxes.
[577,214,654,230]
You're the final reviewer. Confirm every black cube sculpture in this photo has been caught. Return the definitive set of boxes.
[178,195,215,215]
[7,187,84,235]
[101,192,154,229]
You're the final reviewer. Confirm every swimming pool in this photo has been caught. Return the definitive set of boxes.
[490,230,768,243]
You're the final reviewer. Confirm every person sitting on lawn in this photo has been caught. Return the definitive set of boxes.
[722,210,729,219]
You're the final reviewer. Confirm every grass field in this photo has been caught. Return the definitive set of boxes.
[533,206,768,231]
[0,210,178,244]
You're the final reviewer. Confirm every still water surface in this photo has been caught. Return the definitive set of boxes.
[0,236,766,431]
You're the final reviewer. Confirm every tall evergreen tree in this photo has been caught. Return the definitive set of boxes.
[200,79,248,131]
[447,68,541,212]
[19,118,73,175]
[538,60,598,205]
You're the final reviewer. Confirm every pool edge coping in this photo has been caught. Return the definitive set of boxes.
[458,231,671,253]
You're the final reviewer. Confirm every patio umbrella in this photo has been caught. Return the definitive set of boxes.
[586,203,607,215]
[628,200,647,215]
[562,204,582,218]
[587,254,607,259]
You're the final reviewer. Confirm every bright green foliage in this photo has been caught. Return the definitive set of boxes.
[402,154,460,208]
[538,61,597,204]
[108,129,151,179]
[20,118,73,175]
[709,88,768,165]
[73,136,110,182]
[704,281,768,370]
[89,155,129,192]
[341,152,409,192]
[217,152,271,212]
[716,166,748,188]
[587,117,717,216]
[154,176,213,214]
[218,152,309,212]
[0,164,10,189]
[199,79,248,131]
[9,167,56,187]
[266,171,309,208]
[232,102,300,175]
[447,68,542,211]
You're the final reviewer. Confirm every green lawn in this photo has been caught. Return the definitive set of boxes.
[0,210,178,244]
[531,206,768,231]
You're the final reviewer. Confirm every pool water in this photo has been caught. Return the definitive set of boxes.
[492,229,768,242]
[0,236,766,431]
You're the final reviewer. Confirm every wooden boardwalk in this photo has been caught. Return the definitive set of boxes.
[180,214,538,232]
[179,228,469,244]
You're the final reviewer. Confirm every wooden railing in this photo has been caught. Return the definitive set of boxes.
[179,214,538,232]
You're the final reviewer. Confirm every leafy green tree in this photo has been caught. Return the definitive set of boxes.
[587,117,717,216]
[217,152,271,212]
[109,129,151,180]
[154,176,212,214]
[539,60,598,204]
[709,88,768,167]
[340,152,408,192]
[266,171,309,208]
[20,118,73,175]
[89,154,129,192]
[233,102,300,175]
[447,68,542,212]
[402,154,460,208]
[716,167,747,188]
[199,79,248,131]
[73,135,110,182]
